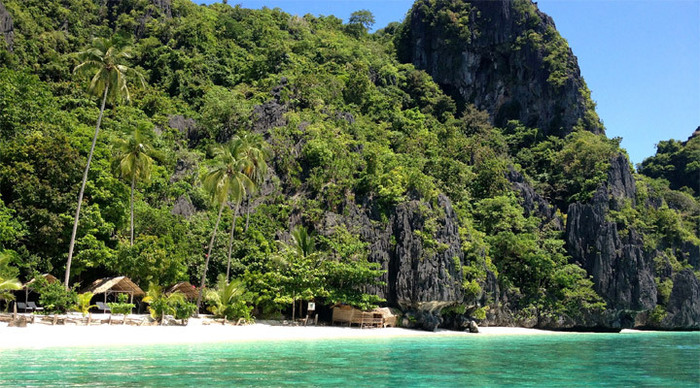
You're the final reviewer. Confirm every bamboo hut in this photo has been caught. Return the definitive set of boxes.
[82,276,145,304]
[19,274,59,307]
[165,282,198,300]
[331,304,396,328]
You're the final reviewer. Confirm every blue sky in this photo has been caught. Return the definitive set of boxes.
[201,0,699,166]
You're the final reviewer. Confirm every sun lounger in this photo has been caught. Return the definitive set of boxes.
[96,301,111,313]
[27,301,44,312]
[16,302,28,312]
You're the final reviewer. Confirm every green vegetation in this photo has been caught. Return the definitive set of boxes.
[638,135,699,196]
[0,0,696,326]
[74,292,97,316]
[0,252,22,309]
[143,283,195,324]
[107,292,135,315]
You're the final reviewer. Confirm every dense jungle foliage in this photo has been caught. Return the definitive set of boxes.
[0,0,697,320]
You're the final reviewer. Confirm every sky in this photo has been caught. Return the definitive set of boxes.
[201,0,700,166]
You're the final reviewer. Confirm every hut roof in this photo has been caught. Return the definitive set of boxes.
[165,282,198,300]
[23,273,59,288]
[82,276,145,297]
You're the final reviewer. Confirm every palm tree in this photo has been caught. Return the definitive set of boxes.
[238,133,270,233]
[204,274,250,323]
[66,37,145,289]
[196,143,254,313]
[0,252,21,311]
[142,284,186,325]
[223,134,269,281]
[112,126,155,246]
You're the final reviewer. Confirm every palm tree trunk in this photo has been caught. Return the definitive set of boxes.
[130,173,135,246]
[225,203,239,282]
[65,85,109,289]
[196,203,225,315]
[244,197,251,233]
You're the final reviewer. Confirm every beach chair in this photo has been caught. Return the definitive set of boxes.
[16,302,28,312]
[27,301,44,313]
[96,301,111,313]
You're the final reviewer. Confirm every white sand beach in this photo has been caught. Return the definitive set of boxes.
[0,316,561,350]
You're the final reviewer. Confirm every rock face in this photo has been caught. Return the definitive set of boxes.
[398,0,602,136]
[171,195,196,219]
[325,194,464,330]
[566,154,657,314]
[105,0,171,36]
[663,269,700,329]
[0,0,13,51]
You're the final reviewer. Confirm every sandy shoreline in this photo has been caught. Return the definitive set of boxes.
[0,317,563,350]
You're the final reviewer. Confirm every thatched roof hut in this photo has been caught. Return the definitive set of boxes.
[165,282,198,300]
[22,273,59,288]
[331,305,398,328]
[18,274,60,305]
[82,276,145,303]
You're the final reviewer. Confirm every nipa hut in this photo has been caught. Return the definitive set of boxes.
[20,273,59,305]
[82,276,145,304]
[331,305,398,328]
[165,282,198,300]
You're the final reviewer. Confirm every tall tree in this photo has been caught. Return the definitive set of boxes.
[112,126,155,246]
[196,142,254,313]
[66,37,145,289]
[224,134,270,282]
[238,133,270,233]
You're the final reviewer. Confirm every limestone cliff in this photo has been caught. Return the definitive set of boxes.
[0,0,13,51]
[397,0,602,136]
[566,154,657,312]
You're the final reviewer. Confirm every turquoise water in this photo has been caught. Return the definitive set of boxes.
[1,332,698,387]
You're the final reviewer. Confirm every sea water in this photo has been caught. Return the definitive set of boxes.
[1,331,698,387]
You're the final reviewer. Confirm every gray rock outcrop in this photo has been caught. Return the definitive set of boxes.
[171,195,196,219]
[323,194,464,330]
[566,154,657,314]
[663,269,700,329]
[0,0,13,51]
[398,0,602,136]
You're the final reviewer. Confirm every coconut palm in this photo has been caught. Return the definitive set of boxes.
[0,252,21,310]
[223,134,269,281]
[238,133,270,233]
[204,274,251,323]
[142,284,186,325]
[112,126,155,246]
[66,37,145,289]
[196,143,254,313]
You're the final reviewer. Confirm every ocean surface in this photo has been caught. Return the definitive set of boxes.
[1,331,698,387]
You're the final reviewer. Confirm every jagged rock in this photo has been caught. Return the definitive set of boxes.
[507,167,561,227]
[0,0,13,51]
[566,154,657,314]
[251,100,287,134]
[322,194,464,330]
[398,0,602,136]
[468,320,479,333]
[663,269,700,329]
[167,115,202,147]
[105,0,171,37]
[171,195,196,219]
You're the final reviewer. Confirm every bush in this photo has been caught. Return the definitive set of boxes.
[33,277,78,314]
[107,293,135,315]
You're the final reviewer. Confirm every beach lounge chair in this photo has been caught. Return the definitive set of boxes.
[16,302,28,312]
[27,301,44,312]
[96,301,111,313]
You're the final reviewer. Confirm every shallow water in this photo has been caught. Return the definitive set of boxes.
[1,331,698,386]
